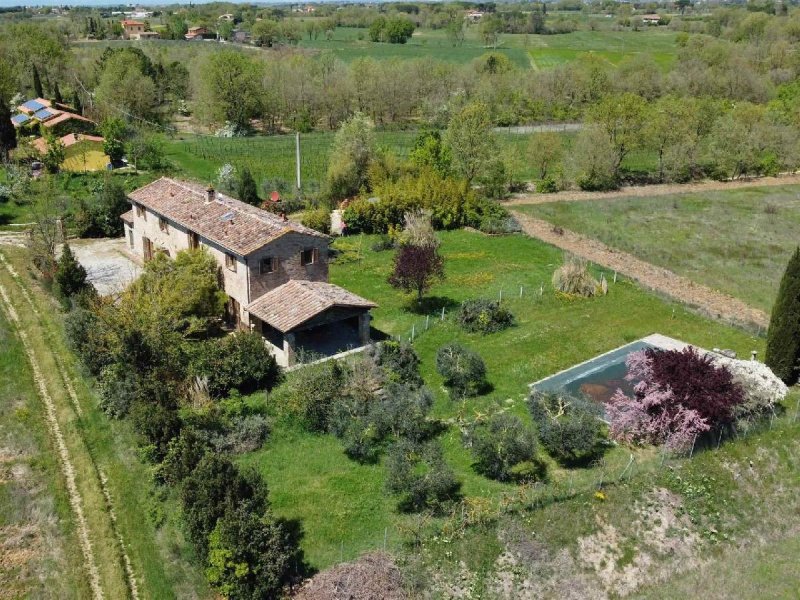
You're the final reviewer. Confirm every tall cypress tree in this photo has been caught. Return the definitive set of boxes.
[32,65,44,98]
[765,247,800,385]
[53,81,63,104]
[237,167,260,206]
[0,99,16,161]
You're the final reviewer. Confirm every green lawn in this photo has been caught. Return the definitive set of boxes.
[241,229,763,569]
[516,185,800,313]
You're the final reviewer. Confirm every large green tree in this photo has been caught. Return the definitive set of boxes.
[765,248,800,385]
[95,49,158,121]
[195,49,262,129]
[325,112,376,201]
[444,101,496,185]
[586,92,648,176]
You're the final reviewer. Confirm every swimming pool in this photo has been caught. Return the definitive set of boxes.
[530,334,688,405]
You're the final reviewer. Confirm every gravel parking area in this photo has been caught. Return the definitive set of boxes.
[67,238,141,296]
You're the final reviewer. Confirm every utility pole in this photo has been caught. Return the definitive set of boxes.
[295,132,301,192]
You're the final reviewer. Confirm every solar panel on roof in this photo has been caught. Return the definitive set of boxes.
[33,109,55,121]
[11,114,30,125]
[220,211,235,222]
[22,100,45,112]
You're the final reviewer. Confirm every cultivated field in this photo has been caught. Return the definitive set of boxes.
[239,229,764,569]
[292,24,679,70]
[516,185,800,313]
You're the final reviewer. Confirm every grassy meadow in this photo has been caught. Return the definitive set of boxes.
[517,185,800,313]
[240,229,766,569]
[293,23,679,70]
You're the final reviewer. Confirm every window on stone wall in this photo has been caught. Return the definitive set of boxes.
[135,204,146,220]
[260,256,275,274]
[225,253,237,272]
[300,248,315,266]
[159,217,169,232]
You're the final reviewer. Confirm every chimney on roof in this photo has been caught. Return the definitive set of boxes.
[206,185,215,204]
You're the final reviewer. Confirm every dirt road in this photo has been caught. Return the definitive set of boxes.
[511,211,769,330]
[508,173,800,206]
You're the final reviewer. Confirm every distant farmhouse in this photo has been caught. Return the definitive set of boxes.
[121,19,145,39]
[640,14,663,25]
[11,97,96,137]
[123,178,377,366]
[185,26,213,41]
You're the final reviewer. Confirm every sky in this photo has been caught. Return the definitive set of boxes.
[0,1,306,6]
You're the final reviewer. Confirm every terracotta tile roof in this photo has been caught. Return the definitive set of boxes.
[120,209,134,224]
[247,280,377,333]
[128,177,328,256]
[42,111,95,128]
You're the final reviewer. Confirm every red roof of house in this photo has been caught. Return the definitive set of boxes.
[42,111,95,128]
[121,20,145,26]
[247,280,377,332]
[128,177,328,256]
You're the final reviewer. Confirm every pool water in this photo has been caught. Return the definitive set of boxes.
[532,340,655,406]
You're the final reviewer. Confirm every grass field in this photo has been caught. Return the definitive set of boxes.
[163,129,658,194]
[61,141,109,173]
[0,247,211,599]
[0,308,88,598]
[240,229,764,569]
[517,185,800,313]
[294,25,679,70]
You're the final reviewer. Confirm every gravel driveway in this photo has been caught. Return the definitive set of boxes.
[67,238,141,296]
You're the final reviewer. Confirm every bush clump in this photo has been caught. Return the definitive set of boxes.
[529,391,609,467]
[277,359,346,432]
[467,412,544,482]
[457,298,515,334]
[435,343,489,399]
[190,332,281,398]
[385,439,461,513]
[368,340,423,387]
[301,207,331,235]
[552,255,600,297]
[607,347,746,452]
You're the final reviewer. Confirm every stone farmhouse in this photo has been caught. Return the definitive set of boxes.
[122,177,376,366]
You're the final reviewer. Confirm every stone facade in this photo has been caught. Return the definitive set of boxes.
[126,202,328,328]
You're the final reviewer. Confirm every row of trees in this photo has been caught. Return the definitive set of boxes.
[48,246,301,599]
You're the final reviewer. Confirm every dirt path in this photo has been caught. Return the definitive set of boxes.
[511,211,769,330]
[0,251,139,600]
[0,281,105,600]
[508,173,800,206]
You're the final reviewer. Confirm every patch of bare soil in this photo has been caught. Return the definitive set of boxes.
[507,173,800,206]
[294,552,408,600]
[511,212,768,330]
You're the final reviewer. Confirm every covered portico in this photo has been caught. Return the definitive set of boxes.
[247,280,377,367]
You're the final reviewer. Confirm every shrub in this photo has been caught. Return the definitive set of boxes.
[765,247,800,385]
[528,391,608,467]
[368,340,422,387]
[54,243,92,304]
[385,439,461,513]
[371,383,435,443]
[435,343,488,399]
[537,176,558,193]
[64,306,113,375]
[160,427,213,486]
[713,355,788,431]
[301,207,331,235]
[129,399,182,462]
[214,414,270,454]
[607,348,745,452]
[190,332,281,398]
[467,413,543,482]
[278,359,346,432]
[552,256,599,297]
[180,454,269,559]
[388,243,445,304]
[457,298,515,334]
[206,506,301,600]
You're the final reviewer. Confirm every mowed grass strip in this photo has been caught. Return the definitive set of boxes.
[0,247,211,599]
[242,230,762,570]
[517,185,800,313]
[0,308,89,599]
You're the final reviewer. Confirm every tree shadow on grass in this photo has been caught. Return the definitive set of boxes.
[279,517,317,581]
[403,295,459,316]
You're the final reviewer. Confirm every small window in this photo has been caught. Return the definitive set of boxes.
[260,256,275,274]
[135,204,146,220]
[188,231,199,250]
[159,217,169,232]
[128,228,134,249]
[300,248,315,266]
[225,253,237,272]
